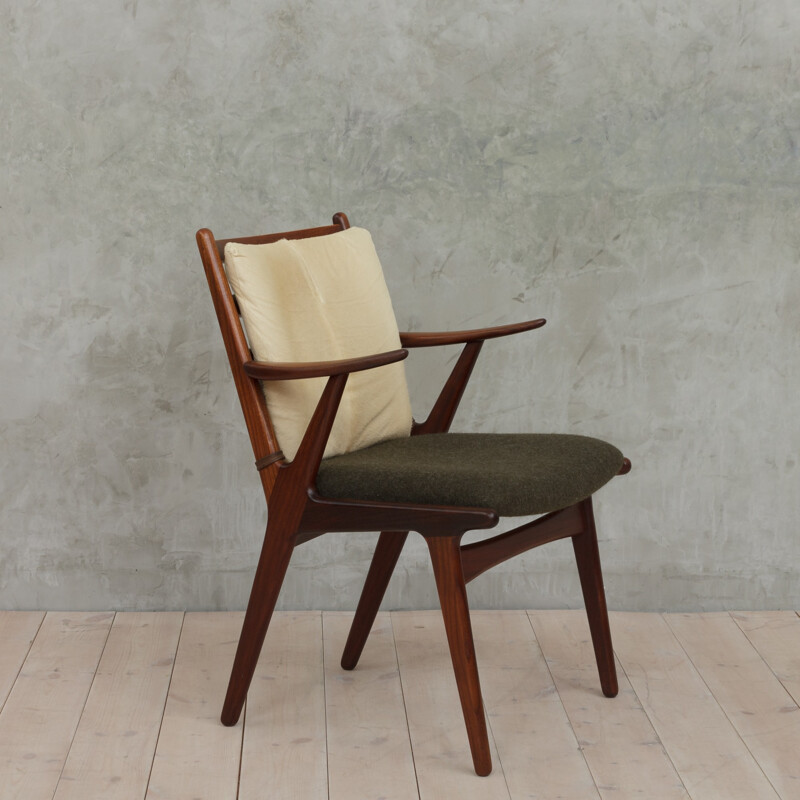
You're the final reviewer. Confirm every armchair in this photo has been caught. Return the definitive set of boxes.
[196,212,630,776]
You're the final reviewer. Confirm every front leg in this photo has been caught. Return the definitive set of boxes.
[426,534,492,776]
[221,519,295,725]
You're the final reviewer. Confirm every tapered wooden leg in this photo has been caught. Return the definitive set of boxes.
[572,497,618,698]
[341,531,408,670]
[221,522,295,726]
[426,535,492,777]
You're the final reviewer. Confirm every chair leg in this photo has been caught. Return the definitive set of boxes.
[426,535,492,777]
[221,521,295,726]
[341,531,409,670]
[572,497,618,698]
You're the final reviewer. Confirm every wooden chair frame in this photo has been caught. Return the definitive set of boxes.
[196,213,630,776]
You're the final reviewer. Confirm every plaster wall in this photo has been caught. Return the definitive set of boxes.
[1,0,798,611]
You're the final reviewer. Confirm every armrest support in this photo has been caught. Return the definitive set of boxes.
[410,318,546,434]
[254,348,408,491]
[243,348,408,381]
[400,318,545,348]
[413,340,483,435]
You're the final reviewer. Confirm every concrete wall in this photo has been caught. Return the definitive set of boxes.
[1,0,797,611]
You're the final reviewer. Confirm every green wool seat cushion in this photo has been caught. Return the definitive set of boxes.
[316,433,624,517]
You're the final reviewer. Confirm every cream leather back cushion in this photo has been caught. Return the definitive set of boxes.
[224,227,413,461]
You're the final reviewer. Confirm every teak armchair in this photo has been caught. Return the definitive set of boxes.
[196,213,630,777]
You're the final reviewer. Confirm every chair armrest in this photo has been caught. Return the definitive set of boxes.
[409,318,544,434]
[253,348,408,487]
[243,349,408,381]
[399,318,546,347]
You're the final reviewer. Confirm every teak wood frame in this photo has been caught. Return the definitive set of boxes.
[196,213,631,777]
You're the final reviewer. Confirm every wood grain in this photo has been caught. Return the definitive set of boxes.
[425,535,492,776]
[399,318,546,347]
[0,612,114,800]
[53,612,183,800]
[340,531,409,671]
[392,610,510,799]
[473,611,601,799]
[145,613,244,800]
[529,610,688,799]
[732,610,800,706]
[2,610,799,798]
[238,612,327,800]
[324,612,418,800]
[242,348,408,380]
[666,612,800,798]
[611,612,780,799]
[0,612,44,712]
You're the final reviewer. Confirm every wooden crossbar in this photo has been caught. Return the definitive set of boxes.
[460,503,584,583]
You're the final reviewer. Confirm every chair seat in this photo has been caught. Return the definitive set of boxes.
[316,433,624,517]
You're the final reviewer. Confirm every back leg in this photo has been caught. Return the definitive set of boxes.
[341,531,408,670]
[572,497,618,698]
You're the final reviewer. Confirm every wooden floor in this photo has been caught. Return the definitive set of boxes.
[0,611,799,799]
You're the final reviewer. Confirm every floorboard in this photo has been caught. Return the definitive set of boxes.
[474,610,600,799]
[732,611,800,707]
[530,610,688,799]
[392,609,510,800]
[611,611,780,799]
[238,611,328,800]
[145,612,244,800]
[324,612,418,800]
[1,610,797,799]
[52,612,182,800]
[0,612,114,800]
[0,612,45,713]
[666,612,800,799]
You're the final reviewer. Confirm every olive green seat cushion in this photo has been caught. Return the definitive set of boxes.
[316,433,624,517]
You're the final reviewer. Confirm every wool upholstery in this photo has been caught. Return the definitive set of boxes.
[316,433,624,517]
[224,228,413,461]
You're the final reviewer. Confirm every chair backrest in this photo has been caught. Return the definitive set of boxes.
[196,213,412,497]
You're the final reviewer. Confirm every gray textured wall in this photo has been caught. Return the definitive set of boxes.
[1,1,798,612]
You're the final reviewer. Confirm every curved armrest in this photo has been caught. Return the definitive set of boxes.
[243,348,408,381]
[400,318,546,347]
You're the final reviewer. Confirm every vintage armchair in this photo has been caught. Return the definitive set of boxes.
[196,212,630,777]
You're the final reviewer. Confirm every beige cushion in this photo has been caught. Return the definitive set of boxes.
[224,227,413,461]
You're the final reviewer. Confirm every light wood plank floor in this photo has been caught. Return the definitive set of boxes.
[0,610,798,800]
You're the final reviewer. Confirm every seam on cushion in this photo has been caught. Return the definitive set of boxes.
[242,230,409,459]
[284,238,325,303]
[331,230,397,452]
[229,238,349,458]
[282,238,355,451]
[342,231,411,449]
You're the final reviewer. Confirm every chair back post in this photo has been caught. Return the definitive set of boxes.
[196,227,285,497]
[196,213,351,500]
